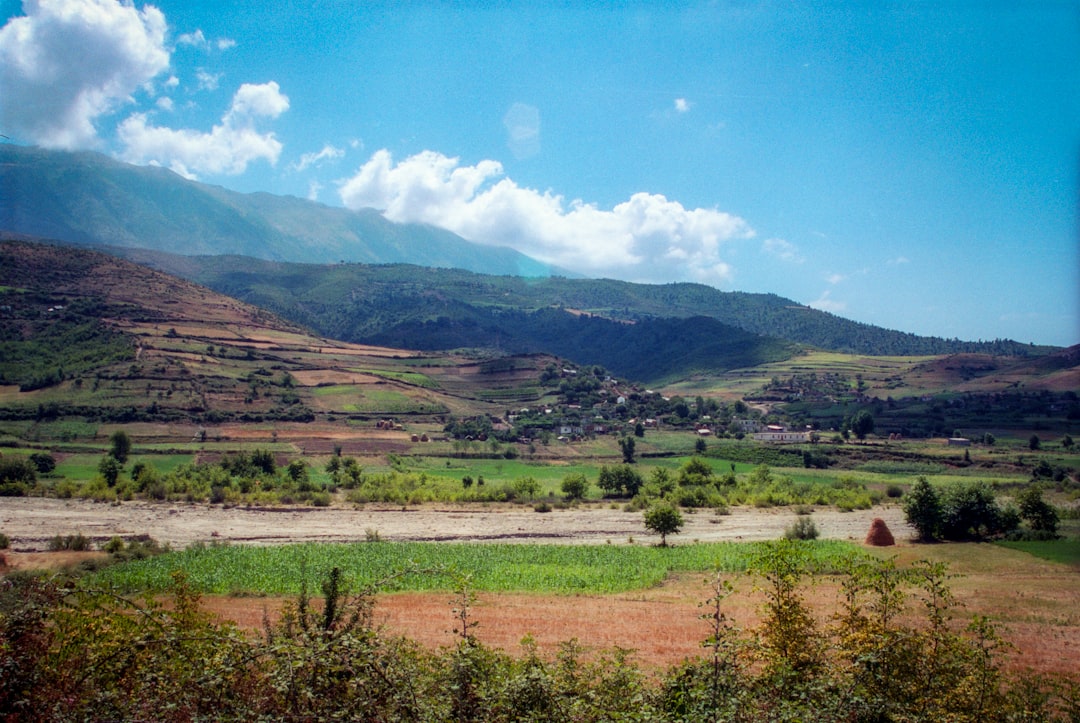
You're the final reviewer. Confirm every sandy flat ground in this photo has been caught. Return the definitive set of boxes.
[0,496,913,551]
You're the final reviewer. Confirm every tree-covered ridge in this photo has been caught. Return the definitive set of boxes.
[126,250,1057,376]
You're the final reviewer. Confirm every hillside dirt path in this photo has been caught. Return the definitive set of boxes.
[0,497,913,551]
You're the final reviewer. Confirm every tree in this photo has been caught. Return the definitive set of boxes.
[903,476,942,542]
[1016,487,1059,535]
[643,502,684,546]
[28,452,56,474]
[109,430,131,464]
[619,436,636,464]
[560,472,589,501]
[1029,434,1041,451]
[695,437,707,454]
[1063,434,1074,450]
[98,455,122,487]
[938,481,1011,541]
[849,410,875,440]
[678,457,714,487]
[597,465,644,497]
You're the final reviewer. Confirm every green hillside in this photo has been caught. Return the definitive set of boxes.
[119,250,1056,383]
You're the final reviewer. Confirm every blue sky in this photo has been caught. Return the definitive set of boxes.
[2,1,1077,347]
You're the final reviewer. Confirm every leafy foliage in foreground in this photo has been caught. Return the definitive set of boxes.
[3,542,1077,721]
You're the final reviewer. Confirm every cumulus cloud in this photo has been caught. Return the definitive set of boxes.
[503,102,540,159]
[762,237,803,263]
[118,81,289,178]
[674,97,690,113]
[338,150,753,282]
[0,0,169,149]
[293,144,345,172]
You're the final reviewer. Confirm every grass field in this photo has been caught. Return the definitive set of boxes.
[996,538,1080,566]
[87,539,863,596]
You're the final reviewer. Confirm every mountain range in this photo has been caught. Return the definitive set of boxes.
[0,145,1059,383]
[0,144,558,277]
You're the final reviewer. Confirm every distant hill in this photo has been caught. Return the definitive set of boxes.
[0,144,559,277]
[112,248,1057,383]
[0,239,554,428]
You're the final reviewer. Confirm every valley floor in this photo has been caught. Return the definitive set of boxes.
[0,497,912,551]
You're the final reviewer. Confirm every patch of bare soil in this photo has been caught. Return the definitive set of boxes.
[201,571,1080,678]
[0,497,913,551]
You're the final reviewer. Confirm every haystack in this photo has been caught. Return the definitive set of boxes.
[865,518,895,546]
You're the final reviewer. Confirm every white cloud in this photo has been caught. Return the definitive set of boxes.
[825,272,846,285]
[888,256,910,265]
[503,102,540,159]
[177,29,234,52]
[307,179,324,202]
[674,97,690,113]
[155,96,173,111]
[196,68,221,91]
[225,81,290,121]
[293,144,345,172]
[338,150,754,282]
[762,237,803,263]
[119,81,289,178]
[809,289,847,313]
[176,29,207,48]
[0,0,170,149]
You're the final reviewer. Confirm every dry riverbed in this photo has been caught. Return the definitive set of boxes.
[0,496,912,551]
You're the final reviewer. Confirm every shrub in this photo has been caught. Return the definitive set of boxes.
[47,533,92,551]
[28,453,56,474]
[0,532,9,549]
[904,476,942,541]
[885,484,904,498]
[784,516,819,540]
[560,472,589,501]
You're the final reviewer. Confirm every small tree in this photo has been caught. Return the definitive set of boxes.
[849,410,875,440]
[1016,486,1059,535]
[109,430,131,464]
[597,465,644,497]
[560,472,589,501]
[619,436,636,464]
[98,455,122,487]
[1029,434,1041,451]
[903,476,942,542]
[644,502,684,546]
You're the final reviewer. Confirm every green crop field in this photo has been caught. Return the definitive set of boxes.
[87,539,864,596]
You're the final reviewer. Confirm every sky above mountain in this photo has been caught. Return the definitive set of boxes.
[1,0,1077,347]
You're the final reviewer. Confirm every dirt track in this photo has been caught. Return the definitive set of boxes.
[0,497,913,551]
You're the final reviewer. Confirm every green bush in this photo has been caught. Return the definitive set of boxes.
[0,532,9,549]
[47,533,92,551]
[784,516,820,540]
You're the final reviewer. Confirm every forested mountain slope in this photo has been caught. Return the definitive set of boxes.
[126,249,1051,352]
